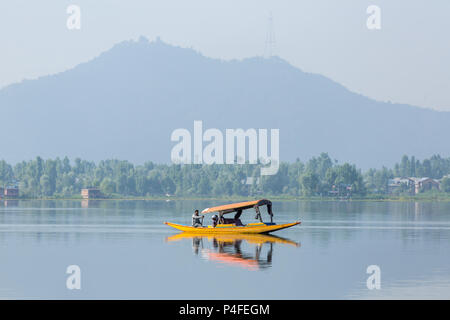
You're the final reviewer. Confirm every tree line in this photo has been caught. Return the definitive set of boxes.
[0,153,449,198]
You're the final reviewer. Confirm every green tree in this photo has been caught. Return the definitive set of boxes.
[40,174,52,196]
[100,178,115,194]
[441,177,450,193]
[0,160,14,185]
[299,171,319,196]
[198,175,211,195]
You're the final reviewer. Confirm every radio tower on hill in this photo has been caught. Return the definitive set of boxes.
[264,12,276,58]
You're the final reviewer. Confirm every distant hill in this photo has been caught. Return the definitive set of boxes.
[1,36,449,169]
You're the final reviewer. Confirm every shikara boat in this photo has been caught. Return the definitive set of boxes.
[164,199,300,234]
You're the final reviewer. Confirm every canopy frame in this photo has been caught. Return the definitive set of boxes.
[201,199,273,223]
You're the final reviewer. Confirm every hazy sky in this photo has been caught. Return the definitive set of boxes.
[1,0,449,111]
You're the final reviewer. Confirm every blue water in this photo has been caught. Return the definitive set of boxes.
[0,200,449,299]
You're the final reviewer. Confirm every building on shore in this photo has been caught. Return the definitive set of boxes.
[410,177,440,194]
[388,177,440,194]
[81,188,102,199]
[3,186,19,198]
[328,183,353,197]
[388,178,415,194]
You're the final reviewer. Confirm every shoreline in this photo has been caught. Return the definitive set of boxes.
[3,195,450,202]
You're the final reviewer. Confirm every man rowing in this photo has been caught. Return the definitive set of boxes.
[192,209,204,227]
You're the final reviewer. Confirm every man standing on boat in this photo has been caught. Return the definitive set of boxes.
[192,210,204,227]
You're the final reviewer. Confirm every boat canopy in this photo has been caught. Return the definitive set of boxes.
[201,199,271,214]
[201,199,273,222]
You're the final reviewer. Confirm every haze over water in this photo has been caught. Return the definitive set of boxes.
[1,200,449,299]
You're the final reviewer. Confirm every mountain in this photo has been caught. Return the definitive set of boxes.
[1,36,449,169]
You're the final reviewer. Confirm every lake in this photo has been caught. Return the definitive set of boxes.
[1,199,449,299]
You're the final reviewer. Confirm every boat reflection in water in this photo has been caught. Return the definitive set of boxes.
[166,233,300,271]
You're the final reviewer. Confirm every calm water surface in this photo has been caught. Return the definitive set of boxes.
[1,200,449,299]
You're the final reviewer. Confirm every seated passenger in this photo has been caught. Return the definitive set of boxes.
[192,209,204,227]
[212,214,219,227]
[222,217,235,224]
[234,210,244,226]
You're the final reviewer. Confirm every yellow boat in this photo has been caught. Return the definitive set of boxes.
[164,199,300,234]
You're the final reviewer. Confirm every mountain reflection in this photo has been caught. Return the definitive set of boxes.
[166,233,300,271]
